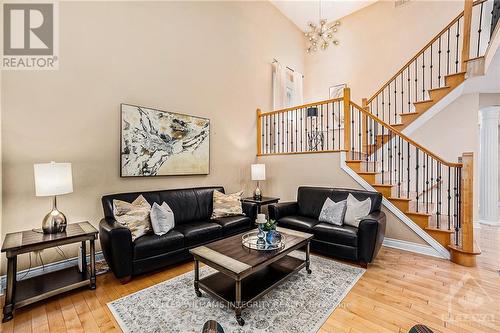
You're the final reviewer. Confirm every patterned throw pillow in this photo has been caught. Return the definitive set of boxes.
[113,195,152,241]
[211,190,244,218]
[318,198,347,226]
[343,193,372,228]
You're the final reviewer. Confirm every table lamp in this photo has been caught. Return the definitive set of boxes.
[34,162,73,234]
[251,164,266,200]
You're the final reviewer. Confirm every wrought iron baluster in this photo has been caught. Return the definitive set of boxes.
[447,166,451,230]
[455,18,460,73]
[326,103,329,150]
[430,43,433,89]
[416,148,420,212]
[425,154,429,213]
[437,162,442,228]
[438,36,442,85]
[477,2,484,57]
[422,51,425,100]
[414,61,418,102]
[407,142,410,199]
[338,103,342,150]
[381,126,385,183]
[447,28,451,75]
[407,66,411,113]
[394,79,397,122]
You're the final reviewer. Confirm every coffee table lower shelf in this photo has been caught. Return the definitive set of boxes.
[197,254,305,325]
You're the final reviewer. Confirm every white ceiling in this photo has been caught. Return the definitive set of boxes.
[271,0,376,32]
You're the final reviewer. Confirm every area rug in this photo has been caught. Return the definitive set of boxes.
[108,252,364,333]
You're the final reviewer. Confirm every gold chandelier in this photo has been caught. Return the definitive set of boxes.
[305,1,340,53]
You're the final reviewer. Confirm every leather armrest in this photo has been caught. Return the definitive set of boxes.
[268,202,299,221]
[99,217,133,279]
[242,201,258,225]
[357,211,386,264]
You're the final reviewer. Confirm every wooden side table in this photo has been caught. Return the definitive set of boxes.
[242,196,280,214]
[1,221,98,322]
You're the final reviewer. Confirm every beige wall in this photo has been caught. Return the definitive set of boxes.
[304,0,463,103]
[258,152,426,245]
[1,1,305,272]
[410,93,480,221]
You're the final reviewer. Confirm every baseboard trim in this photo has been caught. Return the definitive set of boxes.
[479,219,500,226]
[340,151,450,260]
[382,237,444,258]
[0,251,104,294]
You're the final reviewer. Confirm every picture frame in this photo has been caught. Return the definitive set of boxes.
[120,103,210,177]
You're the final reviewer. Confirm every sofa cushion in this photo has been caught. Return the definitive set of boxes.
[312,222,358,247]
[212,216,251,235]
[133,230,184,260]
[278,215,319,233]
[297,187,333,219]
[194,187,225,220]
[174,221,223,247]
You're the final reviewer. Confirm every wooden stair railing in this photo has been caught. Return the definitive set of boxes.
[346,95,480,266]
[364,0,492,132]
[256,88,480,266]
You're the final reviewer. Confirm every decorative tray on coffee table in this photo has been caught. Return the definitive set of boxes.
[241,230,286,251]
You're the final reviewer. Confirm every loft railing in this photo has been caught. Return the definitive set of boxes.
[365,0,493,125]
[256,97,346,156]
[256,88,474,257]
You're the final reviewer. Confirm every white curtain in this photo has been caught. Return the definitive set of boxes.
[292,71,304,106]
[272,62,287,110]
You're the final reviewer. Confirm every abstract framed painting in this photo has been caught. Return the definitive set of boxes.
[120,104,210,177]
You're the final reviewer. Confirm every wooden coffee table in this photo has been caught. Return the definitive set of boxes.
[189,227,313,326]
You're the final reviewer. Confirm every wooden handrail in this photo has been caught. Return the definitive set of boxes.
[259,98,343,117]
[350,101,462,167]
[367,0,487,104]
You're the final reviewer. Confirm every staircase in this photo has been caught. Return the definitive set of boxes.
[256,0,495,266]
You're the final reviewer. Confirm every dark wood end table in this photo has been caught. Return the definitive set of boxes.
[1,221,98,322]
[241,196,280,214]
[190,227,313,326]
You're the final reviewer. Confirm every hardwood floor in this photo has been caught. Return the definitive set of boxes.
[1,225,498,333]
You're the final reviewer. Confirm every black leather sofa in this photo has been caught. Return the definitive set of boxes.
[269,186,386,267]
[99,186,257,281]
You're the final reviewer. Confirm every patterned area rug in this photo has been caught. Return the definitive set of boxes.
[108,252,364,333]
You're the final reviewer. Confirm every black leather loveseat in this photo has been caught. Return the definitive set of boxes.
[269,186,386,267]
[99,186,257,281]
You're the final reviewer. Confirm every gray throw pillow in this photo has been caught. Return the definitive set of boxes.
[150,202,175,236]
[319,198,347,226]
[344,193,372,228]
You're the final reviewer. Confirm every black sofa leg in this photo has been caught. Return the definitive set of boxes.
[359,262,368,269]
[119,276,132,284]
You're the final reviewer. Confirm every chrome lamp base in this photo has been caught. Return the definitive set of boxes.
[42,196,67,234]
[253,182,262,200]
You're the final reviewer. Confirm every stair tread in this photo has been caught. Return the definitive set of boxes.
[405,211,432,216]
[428,85,451,92]
[388,197,412,201]
[400,111,420,116]
[346,160,363,163]
[425,227,454,233]
[372,183,393,187]
[444,71,466,78]
[448,243,481,254]
[413,99,434,105]
[358,171,378,175]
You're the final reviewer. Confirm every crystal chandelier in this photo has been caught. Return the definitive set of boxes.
[305,1,340,53]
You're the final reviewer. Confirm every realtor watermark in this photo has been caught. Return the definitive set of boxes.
[2,1,59,70]
[443,273,495,324]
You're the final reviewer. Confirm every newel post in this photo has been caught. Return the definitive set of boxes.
[461,0,473,71]
[343,88,351,153]
[256,109,262,155]
[449,151,480,267]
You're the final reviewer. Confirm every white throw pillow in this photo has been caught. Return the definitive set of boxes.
[150,202,175,236]
[319,198,347,226]
[344,194,372,228]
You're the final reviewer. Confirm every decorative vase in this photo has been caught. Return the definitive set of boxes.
[257,224,266,248]
[266,229,276,244]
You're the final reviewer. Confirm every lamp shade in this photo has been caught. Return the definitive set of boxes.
[251,164,266,181]
[34,162,73,197]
